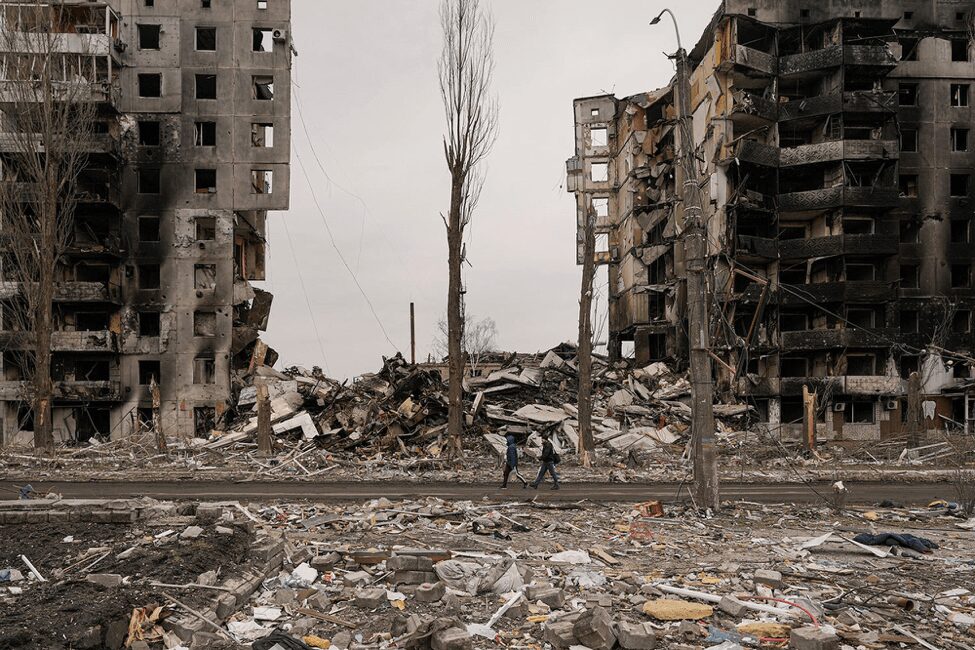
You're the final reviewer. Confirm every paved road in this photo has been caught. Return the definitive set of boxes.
[0,480,952,505]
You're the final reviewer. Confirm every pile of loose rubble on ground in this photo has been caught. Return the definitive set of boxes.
[3,494,975,649]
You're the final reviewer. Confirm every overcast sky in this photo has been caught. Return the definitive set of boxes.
[261,1,718,379]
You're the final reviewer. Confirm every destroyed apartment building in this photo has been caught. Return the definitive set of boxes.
[568,1,975,440]
[0,0,292,444]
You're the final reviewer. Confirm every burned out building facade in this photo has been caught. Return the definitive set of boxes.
[568,1,975,440]
[0,0,291,444]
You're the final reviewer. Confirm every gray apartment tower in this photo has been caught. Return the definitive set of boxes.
[0,0,292,444]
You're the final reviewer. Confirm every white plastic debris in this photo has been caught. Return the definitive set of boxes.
[549,550,592,564]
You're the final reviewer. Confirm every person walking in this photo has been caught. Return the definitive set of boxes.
[500,434,529,488]
[531,431,560,490]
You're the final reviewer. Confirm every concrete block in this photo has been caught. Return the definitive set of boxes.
[46,510,70,522]
[616,621,657,650]
[180,526,204,540]
[573,606,617,650]
[104,617,128,649]
[355,587,387,609]
[1,511,27,524]
[415,582,446,603]
[394,570,439,585]
[253,538,285,563]
[215,593,237,620]
[25,510,48,523]
[528,586,566,609]
[86,574,123,588]
[215,525,234,535]
[388,554,434,571]
[273,588,296,604]
[789,626,840,650]
[718,595,749,617]
[195,504,224,523]
[431,627,473,650]
[311,551,341,569]
[543,621,578,648]
[753,569,784,589]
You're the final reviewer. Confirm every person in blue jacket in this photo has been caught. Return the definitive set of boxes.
[501,434,529,488]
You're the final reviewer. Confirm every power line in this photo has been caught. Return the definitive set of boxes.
[280,217,331,375]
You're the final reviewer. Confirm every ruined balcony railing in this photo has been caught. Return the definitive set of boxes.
[737,374,906,397]
[730,44,777,75]
[779,281,893,305]
[779,91,896,121]
[734,139,779,167]
[781,327,896,350]
[779,233,898,259]
[779,45,897,76]
[612,289,651,331]
[0,329,118,352]
[0,379,121,401]
[735,235,778,259]
[731,90,777,122]
[0,132,117,155]
[0,280,120,303]
[778,140,898,167]
[778,186,899,211]
[0,78,120,105]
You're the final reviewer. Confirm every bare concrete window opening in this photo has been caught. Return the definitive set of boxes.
[253,28,274,52]
[251,122,274,147]
[196,74,217,100]
[202,0,211,8]
[847,307,877,328]
[951,84,970,107]
[904,11,913,19]
[590,162,608,182]
[901,128,918,152]
[138,216,160,242]
[589,108,599,118]
[193,356,215,384]
[138,264,160,290]
[843,218,874,234]
[899,174,918,197]
[898,83,918,106]
[780,356,808,377]
[850,400,875,424]
[847,355,876,376]
[138,24,161,50]
[194,406,215,437]
[780,397,803,423]
[138,360,160,385]
[145,0,154,6]
[958,12,966,21]
[900,38,919,61]
[194,310,216,336]
[195,169,217,194]
[951,174,970,197]
[779,311,809,331]
[253,76,274,100]
[846,263,876,281]
[747,7,756,16]
[194,264,216,291]
[76,312,109,331]
[257,0,268,8]
[595,233,609,255]
[138,168,161,194]
[952,264,971,288]
[592,197,608,217]
[900,310,919,333]
[251,169,273,194]
[953,310,972,333]
[138,120,160,146]
[590,127,607,148]
[196,26,216,51]
[195,121,216,147]
[901,264,920,288]
[138,73,161,98]
[196,216,216,240]
[779,224,806,239]
[799,9,809,19]
[951,220,970,243]
[138,311,160,337]
[951,128,969,152]
[952,39,970,62]
[900,220,920,243]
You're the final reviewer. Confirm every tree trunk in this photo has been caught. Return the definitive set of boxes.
[446,173,465,458]
[577,214,596,468]
[256,381,273,456]
[32,203,56,453]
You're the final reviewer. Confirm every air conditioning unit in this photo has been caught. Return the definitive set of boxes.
[884,399,899,411]
[832,402,847,412]
[272,29,288,42]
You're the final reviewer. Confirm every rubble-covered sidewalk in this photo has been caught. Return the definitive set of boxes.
[2,494,975,649]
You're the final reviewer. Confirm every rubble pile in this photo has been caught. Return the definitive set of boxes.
[3,495,975,649]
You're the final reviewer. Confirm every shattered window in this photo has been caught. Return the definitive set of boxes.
[253,28,274,52]
[195,216,216,241]
[193,310,216,336]
[900,128,917,152]
[195,74,217,99]
[951,84,970,107]
[847,355,876,376]
[251,169,273,194]
[138,120,160,146]
[138,216,160,242]
[899,38,919,61]
[196,27,216,51]
[138,73,161,98]
[138,311,160,337]
[590,162,608,182]
[899,174,918,197]
[193,356,216,384]
[951,128,969,152]
[251,123,274,147]
[900,310,918,333]
[137,24,160,50]
[194,265,217,291]
[951,220,971,243]
[952,39,970,62]
[138,264,160,289]
[952,264,971,288]
[951,174,970,197]
[850,400,875,423]
[952,310,971,334]
[590,127,607,148]
[138,360,161,385]
[138,168,161,194]
[195,169,217,193]
[592,197,608,218]
[901,264,919,288]
[253,75,274,100]
[898,83,917,106]
[194,407,216,437]
[195,121,216,147]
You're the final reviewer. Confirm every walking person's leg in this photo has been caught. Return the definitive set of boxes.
[531,464,545,488]
[514,466,529,487]
[550,462,560,489]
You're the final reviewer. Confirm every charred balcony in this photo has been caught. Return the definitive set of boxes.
[0,379,121,402]
[779,140,898,167]
[781,327,895,350]
[778,186,899,212]
[780,233,898,260]
[779,45,898,77]
[779,91,897,122]
[0,329,118,353]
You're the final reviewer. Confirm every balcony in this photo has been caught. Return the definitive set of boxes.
[0,380,121,402]
[778,281,893,305]
[734,140,779,167]
[779,140,898,167]
[737,375,905,397]
[731,90,778,123]
[781,328,895,350]
[778,186,899,212]
[779,91,897,121]
[0,132,118,156]
[730,44,777,75]
[0,330,117,353]
[0,281,120,303]
[0,79,120,106]
[779,233,898,260]
[736,235,778,259]
[779,45,896,76]
[612,290,652,332]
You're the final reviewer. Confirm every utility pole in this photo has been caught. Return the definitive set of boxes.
[410,302,417,365]
[652,9,719,511]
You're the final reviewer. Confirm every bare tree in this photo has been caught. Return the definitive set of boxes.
[438,0,499,457]
[431,313,498,372]
[0,3,100,451]
[576,207,597,468]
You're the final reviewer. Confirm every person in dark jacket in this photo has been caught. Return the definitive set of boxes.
[501,434,528,488]
[531,431,560,490]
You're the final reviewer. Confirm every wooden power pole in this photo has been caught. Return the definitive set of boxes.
[654,9,719,510]
[410,302,416,365]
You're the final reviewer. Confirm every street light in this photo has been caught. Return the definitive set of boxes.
[650,8,682,53]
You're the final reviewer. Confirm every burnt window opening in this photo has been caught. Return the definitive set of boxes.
[952,310,971,334]
[952,84,970,108]
[779,265,806,285]
[952,264,971,288]
[592,197,609,218]
[901,128,918,152]
[194,264,216,291]
[74,407,110,443]
[850,400,875,424]
[898,83,918,106]
[951,174,970,198]
[195,169,217,194]
[202,0,211,7]
[899,174,918,198]
[138,311,160,337]
[900,310,919,333]
[847,307,880,329]
[901,355,920,379]
[75,312,109,331]
[899,38,919,61]
[952,128,969,152]
[253,75,274,100]
[196,74,217,100]
[193,356,216,385]
[138,73,161,98]
[846,355,876,376]
[904,11,913,19]
[747,7,756,16]
[194,406,216,437]
[138,168,161,194]
[780,397,803,424]
[779,311,809,332]
[951,220,970,243]
[845,263,876,282]
[253,28,274,52]
[138,120,160,146]
[952,39,970,62]
[901,264,920,288]
[251,122,274,147]
[137,407,153,431]
[843,218,874,234]
[138,360,161,385]
[251,169,273,194]
[196,216,216,241]
[193,310,216,337]
[195,121,216,147]
[17,403,34,432]
[780,356,809,377]
[137,24,160,50]
[799,9,810,19]
[145,0,154,6]
[138,264,160,290]
[778,225,806,240]
[138,215,160,242]
[196,26,216,51]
